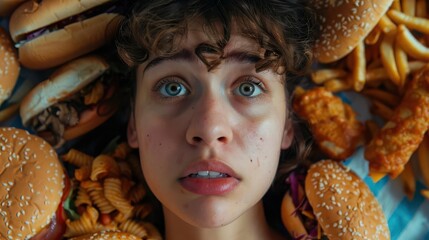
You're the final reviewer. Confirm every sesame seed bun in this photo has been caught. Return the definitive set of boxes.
[0,27,20,106]
[0,0,25,16]
[311,0,394,63]
[305,160,390,239]
[9,0,112,42]
[69,230,142,240]
[0,127,65,240]
[19,55,109,127]
[8,0,123,69]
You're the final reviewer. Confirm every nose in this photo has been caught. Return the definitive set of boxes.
[185,94,233,146]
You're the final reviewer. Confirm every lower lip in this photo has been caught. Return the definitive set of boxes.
[179,177,239,195]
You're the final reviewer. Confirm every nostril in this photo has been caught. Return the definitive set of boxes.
[217,136,227,143]
[192,136,203,143]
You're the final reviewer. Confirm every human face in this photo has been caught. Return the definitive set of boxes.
[128,26,294,228]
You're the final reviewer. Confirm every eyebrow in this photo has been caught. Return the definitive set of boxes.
[144,49,262,72]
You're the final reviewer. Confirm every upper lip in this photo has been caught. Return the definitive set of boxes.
[180,160,240,180]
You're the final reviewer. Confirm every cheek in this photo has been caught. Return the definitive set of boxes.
[243,119,285,170]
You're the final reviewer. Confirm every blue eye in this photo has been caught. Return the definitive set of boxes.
[159,80,188,97]
[234,79,264,97]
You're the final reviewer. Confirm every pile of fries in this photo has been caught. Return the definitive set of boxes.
[309,0,429,200]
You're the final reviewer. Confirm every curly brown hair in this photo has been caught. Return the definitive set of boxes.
[115,0,316,186]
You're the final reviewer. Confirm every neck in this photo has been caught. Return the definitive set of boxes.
[163,201,283,240]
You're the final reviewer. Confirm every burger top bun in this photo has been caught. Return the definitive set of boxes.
[9,0,112,42]
[69,230,142,240]
[0,0,25,16]
[305,160,390,240]
[311,0,394,63]
[20,55,109,126]
[0,27,20,106]
[0,127,65,240]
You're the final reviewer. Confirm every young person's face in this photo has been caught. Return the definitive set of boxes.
[128,24,293,228]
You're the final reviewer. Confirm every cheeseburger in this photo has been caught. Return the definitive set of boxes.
[281,160,390,239]
[0,127,70,240]
[20,55,119,148]
[8,0,124,69]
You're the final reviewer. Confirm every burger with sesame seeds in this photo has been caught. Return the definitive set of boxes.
[0,127,71,240]
[281,160,390,239]
[0,26,20,107]
[311,0,394,63]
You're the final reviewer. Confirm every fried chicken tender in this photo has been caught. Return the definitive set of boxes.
[365,64,429,178]
[293,87,364,161]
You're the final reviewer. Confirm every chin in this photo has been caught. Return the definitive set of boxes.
[178,196,244,228]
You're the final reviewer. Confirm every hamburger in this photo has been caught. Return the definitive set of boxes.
[0,127,70,240]
[310,0,394,63]
[69,230,143,240]
[0,0,25,16]
[20,55,119,148]
[0,26,20,107]
[8,0,124,69]
[281,160,390,239]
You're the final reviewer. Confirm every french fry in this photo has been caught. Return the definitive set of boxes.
[378,14,397,34]
[323,78,351,92]
[401,0,416,17]
[380,32,401,86]
[417,134,429,188]
[409,61,427,73]
[362,88,401,108]
[351,41,366,91]
[388,9,429,34]
[400,161,416,200]
[394,41,409,90]
[370,100,394,121]
[421,189,429,199]
[415,0,427,18]
[311,69,347,84]
[391,0,402,11]
[396,24,429,60]
[365,26,382,45]
[366,67,389,83]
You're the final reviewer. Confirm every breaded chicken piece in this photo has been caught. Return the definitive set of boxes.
[365,64,429,179]
[293,87,364,161]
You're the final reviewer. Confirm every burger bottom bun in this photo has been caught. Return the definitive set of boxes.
[18,13,123,70]
[305,160,390,239]
[0,127,65,240]
[280,191,308,238]
[0,27,20,106]
[69,230,142,240]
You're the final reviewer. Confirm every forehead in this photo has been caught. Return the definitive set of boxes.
[147,22,263,65]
